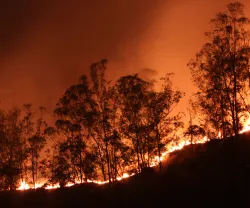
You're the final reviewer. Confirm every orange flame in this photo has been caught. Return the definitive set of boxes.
[240,118,250,134]
[17,181,30,190]
[17,137,208,190]
[18,118,250,191]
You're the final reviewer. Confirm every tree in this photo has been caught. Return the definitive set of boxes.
[49,141,73,187]
[116,74,152,173]
[0,106,31,190]
[89,59,125,184]
[28,106,54,188]
[184,124,206,156]
[147,74,184,170]
[184,124,206,144]
[17,104,33,186]
[38,148,52,184]
[54,75,93,184]
[82,151,98,181]
[89,59,111,183]
[189,2,250,137]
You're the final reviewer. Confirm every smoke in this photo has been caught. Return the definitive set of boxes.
[138,68,158,82]
[0,0,249,113]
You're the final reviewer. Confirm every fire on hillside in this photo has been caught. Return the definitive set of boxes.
[17,118,250,191]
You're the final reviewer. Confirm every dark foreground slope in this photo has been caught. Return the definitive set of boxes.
[2,133,250,208]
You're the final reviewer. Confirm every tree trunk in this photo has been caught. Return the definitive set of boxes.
[105,141,111,184]
[32,151,35,189]
[156,128,162,172]
[101,163,106,181]
[147,142,150,167]
[79,151,83,183]
[232,20,239,137]
[135,135,141,173]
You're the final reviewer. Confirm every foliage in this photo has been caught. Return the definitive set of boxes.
[189,1,250,138]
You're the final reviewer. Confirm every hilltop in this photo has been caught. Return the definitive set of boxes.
[2,133,250,207]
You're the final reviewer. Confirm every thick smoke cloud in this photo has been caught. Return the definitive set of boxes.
[0,0,249,113]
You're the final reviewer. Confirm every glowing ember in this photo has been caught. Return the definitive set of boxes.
[45,184,60,190]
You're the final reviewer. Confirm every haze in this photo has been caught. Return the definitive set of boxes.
[0,0,249,113]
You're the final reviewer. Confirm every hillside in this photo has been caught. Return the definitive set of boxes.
[2,133,250,207]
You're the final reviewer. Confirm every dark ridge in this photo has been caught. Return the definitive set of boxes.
[2,133,250,207]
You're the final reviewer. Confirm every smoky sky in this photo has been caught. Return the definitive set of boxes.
[0,0,249,113]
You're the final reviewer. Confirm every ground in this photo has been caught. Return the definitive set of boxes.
[2,132,250,207]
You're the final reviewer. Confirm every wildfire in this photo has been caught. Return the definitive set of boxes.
[240,118,250,134]
[17,118,250,191]
[45,184,60,190]
[17,181,30,190]
[17,137,208,191]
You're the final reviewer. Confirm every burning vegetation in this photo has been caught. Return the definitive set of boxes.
[0,1,250,193]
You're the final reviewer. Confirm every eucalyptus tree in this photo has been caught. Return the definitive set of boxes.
[28,106,55,188]
[89,59,125,183]
[115,74,152,173]
[147,74,184,170]
[54,75,93,183]
[0,106,33,190]
[189,2,250,137]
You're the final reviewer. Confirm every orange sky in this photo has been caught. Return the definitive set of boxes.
[0,0,249,118]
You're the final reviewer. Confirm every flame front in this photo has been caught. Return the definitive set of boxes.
[17,117,250,191]
[17,181,30,190]
[17,136,208,190]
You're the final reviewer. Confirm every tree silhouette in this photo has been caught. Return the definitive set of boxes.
[89,59,130,183]
[89,59,113,183]
[54,75,93,184]
[0,60,186,189]
[116,74,153,172]
[28,106,54,188]
[147,74,184,170]
[0,107,31,190]
[189,2,250,138]
[49,141,73,187]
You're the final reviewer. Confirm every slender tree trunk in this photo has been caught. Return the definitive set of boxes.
[156,128,162,172]
[136,152,141,173]
[31,151,35,189]
[105,141,111,184]
[79,151,83,183]
[101,163,106,181]
[135,135,141,173]
[78,130,83,183]
[140,147,145,169]
[222,71,235,137]
[35,158,38,188]
[147,141,150,167]
[233,64,238,136]
[220,96,226,139]
[232,21,239,137]
[112,148,118,181]
[90,134,106,181]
